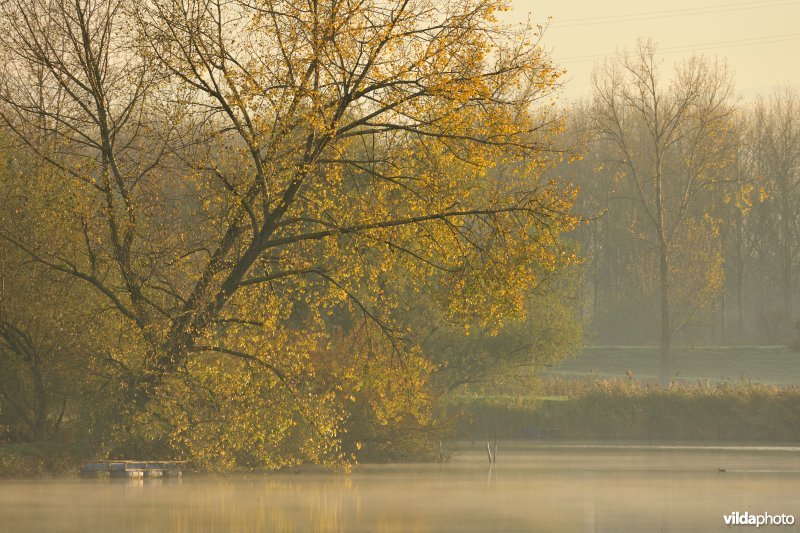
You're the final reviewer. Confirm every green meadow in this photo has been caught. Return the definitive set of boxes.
[547,346,800,385]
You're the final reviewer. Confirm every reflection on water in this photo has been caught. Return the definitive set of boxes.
[2,443,800,532]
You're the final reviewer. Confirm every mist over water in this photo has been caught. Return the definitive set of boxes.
[2,444,799,532]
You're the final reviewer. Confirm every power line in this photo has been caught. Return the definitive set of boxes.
[549,0,799,28]
[559,33,800,64]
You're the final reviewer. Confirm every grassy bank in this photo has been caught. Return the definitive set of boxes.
[455,378,800,442]
[547,345,800,385]
[0,443,76,478]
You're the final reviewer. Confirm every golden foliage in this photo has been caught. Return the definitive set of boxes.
[0,0,575,467]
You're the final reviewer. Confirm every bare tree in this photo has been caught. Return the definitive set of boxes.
[591,39,735,385]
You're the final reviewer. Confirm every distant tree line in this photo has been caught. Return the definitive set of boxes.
[561,39,800,384]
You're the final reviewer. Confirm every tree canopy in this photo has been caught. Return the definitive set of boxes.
[0,0,577,466]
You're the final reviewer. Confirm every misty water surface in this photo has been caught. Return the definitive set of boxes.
[1,443,799,532]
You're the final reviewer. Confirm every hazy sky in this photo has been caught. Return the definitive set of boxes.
[505,0,800,102]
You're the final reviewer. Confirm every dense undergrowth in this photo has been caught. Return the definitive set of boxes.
[0,443,76,478]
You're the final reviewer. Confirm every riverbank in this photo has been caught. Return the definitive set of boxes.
[5,379,799,477]
[455,378,800,442]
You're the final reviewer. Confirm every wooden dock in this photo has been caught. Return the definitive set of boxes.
[80,461,184,479]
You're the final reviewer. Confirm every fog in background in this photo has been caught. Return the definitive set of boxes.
[508,1,800,359]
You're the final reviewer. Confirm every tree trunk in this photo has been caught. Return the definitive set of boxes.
[658,243,671,387]
[592,221,600,321]
[780,181,794,325]
[734,213,745,343]
[31,358,48,441]
[655,149,671,386]
[720,223,727,344]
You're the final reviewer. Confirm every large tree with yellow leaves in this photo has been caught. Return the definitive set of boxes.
[0,0,576,466]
